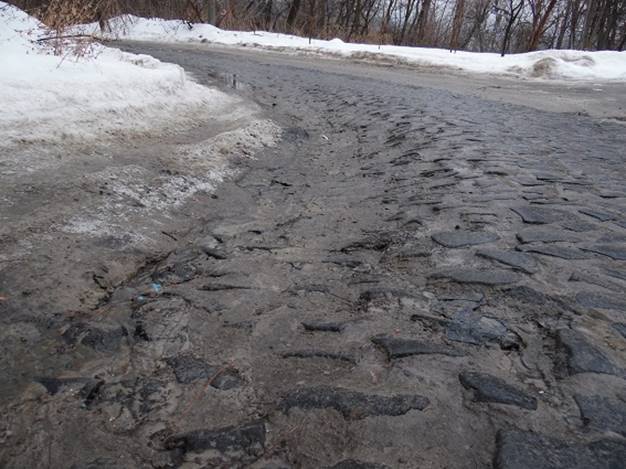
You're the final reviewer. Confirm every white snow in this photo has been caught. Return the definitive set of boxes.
[79,14,626,82]
[0,2,237,146]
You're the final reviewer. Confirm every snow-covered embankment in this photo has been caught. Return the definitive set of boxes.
[0,2,280,245]
[78,14,626,82]
[0,2,246,145]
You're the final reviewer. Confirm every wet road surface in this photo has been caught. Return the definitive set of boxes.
[2,42,626,468]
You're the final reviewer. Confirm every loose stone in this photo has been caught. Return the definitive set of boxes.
[494,430,626,469]
[432,230,499,248]
[575,395,626,436]
[165,421,266,456]
[280,386,429,419]
[459,371,537,410]
[431,269,521,286]
[555,329,622,378]
[372,336,465,359]
[476,249,538,274]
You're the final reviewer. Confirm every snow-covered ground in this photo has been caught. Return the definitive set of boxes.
[0,2,280,247]
[0,2,240,146]
[76,15,626,82]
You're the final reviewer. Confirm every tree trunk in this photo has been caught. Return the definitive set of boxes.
[380,0,396,37]
[205,0,216,24]
[416,0,432,43]
[449,0,466,51]
[264,0,273,30]
[286,0,302,30]
[581,0,597,49]
[501,0,524,56]
[528,0,557,50]
[555,1,570,49]
[397,0,417,45]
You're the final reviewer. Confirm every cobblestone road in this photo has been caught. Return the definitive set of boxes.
[2,42,625,468]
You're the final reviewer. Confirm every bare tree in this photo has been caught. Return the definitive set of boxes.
[7,0,626,52]
[496,0,525,55]
[528,0,557,50]
[449,0,466,50]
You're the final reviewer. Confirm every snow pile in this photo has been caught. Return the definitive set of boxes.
[0,2,235,145]
[81,14,626,82]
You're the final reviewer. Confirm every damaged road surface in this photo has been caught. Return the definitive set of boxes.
[2,42,626,468]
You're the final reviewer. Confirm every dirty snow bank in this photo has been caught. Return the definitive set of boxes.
[79,14,626,82]
[60,119,281,244]
[0,2,282,249]
[0,2,237,146]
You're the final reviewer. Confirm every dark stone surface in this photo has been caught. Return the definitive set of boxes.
[612,322,626,339]
[575,395,626,436]
[522,245,592,260]
[359,288,417,302]
[211,371,243,391]
[257,461,293,469]
[437,292,485,302]
[80,378,165,415]
[476,249,538,274]
[200,282,252,291]
[35,376,97,396]
[504,286,548,305]
[392,246,431,259]
[166,355,213,384]
[201,247,228,260]
[582,244,626,260]
[431,269,521,286]
[511,206,568,224]
[568,272,622,292]
[555,329,622,378]
[165,421,266,455]
[70,458,130,469]
[605,268,626,281]
[281,386,429,419]
[516,227,580,244]
[560,219,598,233]
[341,235,392,253]
[283,126,310,142]
[325,460,390,469]
[579,209,616,222]
[432,231,499,248]
[459,371,537,410]
[302,320,346,332]
[166,355,242,389]
[597,233,626,243]
[281,350,357,364]
[371,336,465,359]
[511,208,595,232]
[322,255,363,268]
[447,310,519,349]
[62,322,128,352]
[494,430,626,469]
[575,292,626,311]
